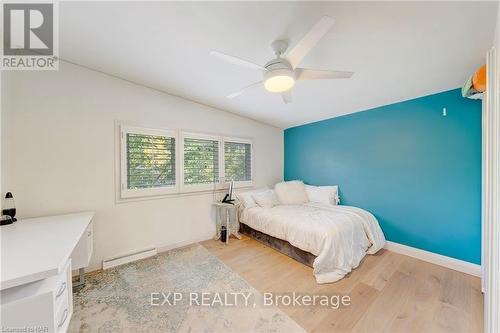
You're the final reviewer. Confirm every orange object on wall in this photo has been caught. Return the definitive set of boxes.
[472,65,486,92]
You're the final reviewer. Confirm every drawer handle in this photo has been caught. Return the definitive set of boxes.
[88,230,92,237]
[58,308,69,328]
[56,282,67,298]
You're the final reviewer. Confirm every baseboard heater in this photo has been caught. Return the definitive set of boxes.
[102,248,157,270]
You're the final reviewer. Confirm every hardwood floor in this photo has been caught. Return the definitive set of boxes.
[201,236,483,333]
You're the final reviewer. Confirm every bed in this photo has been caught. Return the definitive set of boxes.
[238,201,386,284]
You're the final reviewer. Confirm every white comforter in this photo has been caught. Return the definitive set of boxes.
[239,203,386,284]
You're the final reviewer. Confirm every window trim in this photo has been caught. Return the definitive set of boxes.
[120,125,179,199]
[118,124,254,200]
[222,137,254,188]
[180,132,223,193]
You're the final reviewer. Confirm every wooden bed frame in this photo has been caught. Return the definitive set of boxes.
[239,222,316,268]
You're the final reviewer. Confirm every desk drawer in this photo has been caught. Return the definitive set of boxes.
[55,259,72,333]
[0,259,73,333]
[54,260,70,304]
[55,289,70,332]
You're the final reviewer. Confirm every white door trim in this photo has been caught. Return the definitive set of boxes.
[484,45,499,333]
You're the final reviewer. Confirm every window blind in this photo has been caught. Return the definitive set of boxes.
[126,133,176,189]
[224,141,251,182]
[183,138,219,185]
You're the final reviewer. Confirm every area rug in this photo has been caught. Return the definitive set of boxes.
[69,244,305,332]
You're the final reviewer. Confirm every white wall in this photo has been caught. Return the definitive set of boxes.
[1,62,283,270]
[497,3,500,56]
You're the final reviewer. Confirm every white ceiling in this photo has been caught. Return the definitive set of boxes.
[60,1,498,128]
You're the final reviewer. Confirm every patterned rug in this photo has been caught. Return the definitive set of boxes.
[69,244,305,332]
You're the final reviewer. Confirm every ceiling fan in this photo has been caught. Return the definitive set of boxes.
[210,16,354,104]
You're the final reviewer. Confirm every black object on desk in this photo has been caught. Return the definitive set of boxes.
[0,215,13,226]
[2,192,17,222]
[222,194,234,204]
[222,180,234,204]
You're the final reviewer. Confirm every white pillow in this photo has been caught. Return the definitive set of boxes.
[274,180,309,205]
[252,190,280,208]
[305,184,340,205]
[236,187,269,208]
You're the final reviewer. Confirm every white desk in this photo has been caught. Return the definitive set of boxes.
[1,212,94,332]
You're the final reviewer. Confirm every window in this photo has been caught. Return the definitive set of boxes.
[127,133,175,188]
[120,126,177,198]
[183,134,220,189]
[119,125,253,199]
[224,140,252,183]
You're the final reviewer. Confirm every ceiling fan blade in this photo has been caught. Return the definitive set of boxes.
[281,91,292,104]
[210,50,266,71]
[285,16,335,68]
[226,81,262,99]
[296,68,354,80]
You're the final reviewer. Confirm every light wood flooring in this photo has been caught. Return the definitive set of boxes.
[201,236,483,333]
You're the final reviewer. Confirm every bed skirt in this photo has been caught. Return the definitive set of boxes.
[239,222,316,268]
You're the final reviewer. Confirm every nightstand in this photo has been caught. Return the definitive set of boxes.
[213,202,241,244]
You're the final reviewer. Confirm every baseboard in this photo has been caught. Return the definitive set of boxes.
[156,235,213,253]
[102,248,158,270]
[73,236,214,276]
[384,241,481,277]
[72,236,214,276]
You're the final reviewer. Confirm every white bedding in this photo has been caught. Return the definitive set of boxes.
[239,203,386,284]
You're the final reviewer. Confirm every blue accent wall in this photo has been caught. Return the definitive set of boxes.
[284,89,481,264]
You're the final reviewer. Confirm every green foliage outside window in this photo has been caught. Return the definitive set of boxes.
[184,138,219,185]
[127,133,175,189]
[225,142,251,182]
[126,132,251,189]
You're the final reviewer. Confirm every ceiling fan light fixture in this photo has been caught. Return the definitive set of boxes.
[263,69,295,93]
[212,16,352,103]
